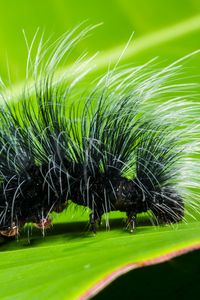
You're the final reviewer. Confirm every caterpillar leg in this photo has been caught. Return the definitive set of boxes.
[34,217,53,230]
[126,211,137,233]
[0,223,18,237]
[89,211,102,233]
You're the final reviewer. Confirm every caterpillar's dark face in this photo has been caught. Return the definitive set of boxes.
[113,181,184,224]
[149,187,184,224]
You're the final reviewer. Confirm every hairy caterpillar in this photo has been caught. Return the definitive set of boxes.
[0,25,199,238]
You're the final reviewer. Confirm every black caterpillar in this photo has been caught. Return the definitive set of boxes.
[0,25,199,237]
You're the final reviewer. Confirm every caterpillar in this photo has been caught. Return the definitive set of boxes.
[0,25,199,238]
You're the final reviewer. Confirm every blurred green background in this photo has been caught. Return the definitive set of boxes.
[0,1,200,299]
[0,0,200,83]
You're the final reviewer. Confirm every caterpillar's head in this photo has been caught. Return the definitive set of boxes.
[148,187,184,224]
[113,180,184,225]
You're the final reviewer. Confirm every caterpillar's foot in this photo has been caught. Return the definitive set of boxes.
[89,212,102,234]
[126,212,137,233]
[0,223,18,237]
[34,217,52,230]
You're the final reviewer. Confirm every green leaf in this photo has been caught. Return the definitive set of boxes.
[0,208,200,300]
